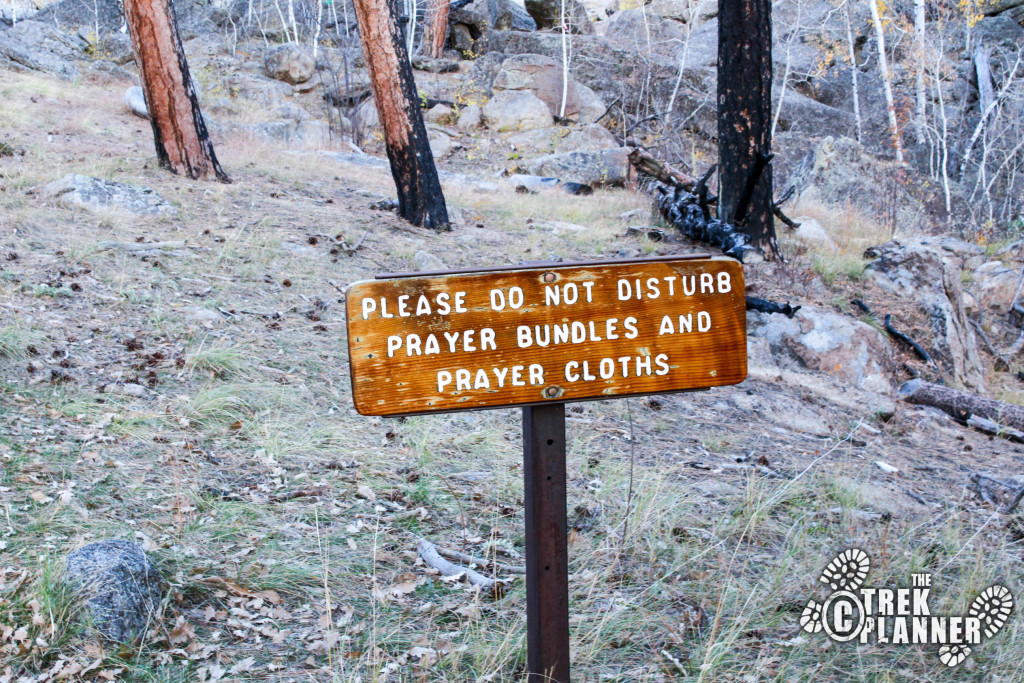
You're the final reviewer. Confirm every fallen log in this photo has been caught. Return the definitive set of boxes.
[899,379,1024,431]
[655,184,757,261]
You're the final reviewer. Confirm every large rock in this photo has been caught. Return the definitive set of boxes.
[65,540,163,642]
[123,86,149,119]
[0,21,80,79]
[773,91,856,139]
[746,305,893,394]
[449,0,537,55]
[492,54,580,119]
[482,90,553,131]
[264,43,316,84]
[248,119,331,148]
[647,0,718,24]
[864,237,986,392]
[524,0,592,33]
[42,175,178,216]
[604,9,684,60]
[971,261,1020,312]
[218,73,293,104]
[576,83,606,125]
[527,147,629,186]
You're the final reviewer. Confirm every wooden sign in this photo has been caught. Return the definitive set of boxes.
[346,255,747,416]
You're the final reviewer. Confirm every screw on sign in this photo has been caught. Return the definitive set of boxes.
[345,254,748,681]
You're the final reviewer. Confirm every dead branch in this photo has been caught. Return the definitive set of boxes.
[746,296,801,318]
[969,317,1012,371]
[433,546,526,574]
[626,147,696,190]
[96,240,189,252]
[899,379,1024,431]
[417,538,503,593]
[967,415,1024,443]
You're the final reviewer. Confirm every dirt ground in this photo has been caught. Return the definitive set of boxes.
[2,67,1023,683]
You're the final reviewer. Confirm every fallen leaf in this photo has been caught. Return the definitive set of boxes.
[30,491,53,504]
[356,484,375,501]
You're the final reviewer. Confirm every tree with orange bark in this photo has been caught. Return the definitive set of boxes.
[421,0,450,59]
[353,0,450,230]
[122,0,229,182]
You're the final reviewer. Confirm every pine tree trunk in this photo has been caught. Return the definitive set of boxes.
[122,0,229,182]
[421,0,450,59]
[717,0,775,255]
[353,0,450,231]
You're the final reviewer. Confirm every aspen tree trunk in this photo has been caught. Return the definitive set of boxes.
[123,0,229,182]
[867,0,904,161]
[717,0,776,256]
[913,0,927,143]
[421,0,449,59]
[353,0,450,230]
[843,5,863,144]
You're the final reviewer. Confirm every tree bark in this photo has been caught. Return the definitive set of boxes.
[122,0,228,182]
[353,0,450,231]
[717,0,775,256]
[421,0,450,59]
[899,379,1024,431]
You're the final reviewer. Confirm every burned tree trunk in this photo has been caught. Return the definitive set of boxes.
[718,0,774,254]
[353,0,450,231]
[421,0,450,59]
[122,0,228,182]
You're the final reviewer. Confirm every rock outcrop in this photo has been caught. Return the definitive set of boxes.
[864,237,986,392]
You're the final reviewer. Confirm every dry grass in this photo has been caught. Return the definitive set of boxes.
[779,198,893,285]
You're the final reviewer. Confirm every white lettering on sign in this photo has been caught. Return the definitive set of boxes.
[347,259,747,415]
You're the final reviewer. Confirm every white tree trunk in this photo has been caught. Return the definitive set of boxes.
[867,0,903,161]
[843,6,863,143]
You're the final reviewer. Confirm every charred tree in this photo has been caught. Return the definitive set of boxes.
[353,0,450,231]
[718,0,774,254]
[421,0,450,59]
[122,0,228,182]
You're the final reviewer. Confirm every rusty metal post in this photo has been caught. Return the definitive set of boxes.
[522,403,570,682]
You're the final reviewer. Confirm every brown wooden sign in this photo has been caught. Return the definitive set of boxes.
[346,255,747,416]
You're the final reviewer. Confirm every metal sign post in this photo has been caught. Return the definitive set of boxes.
[345,254,749,682]
[522,403,570,682]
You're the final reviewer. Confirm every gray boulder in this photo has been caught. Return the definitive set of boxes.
[527,147,629,186]
[218,73,293,104]
[77,25,134,65]
[482,90,553,131]
[0,22,80,79]
[524,0,592,33]
[864,237,986,392]
[576,84,606,125]
[449,0,536,55]
[264,43,316,84]
[492,54,580,119]
[249,119,331,148]
[42,174,178,216]
[123,86,149,119]
[747,305,893,394]
[457,104,483,132]
[65,540,163,642]
[414,250,447,272]
[971,260,1021,312]
[604,9,684,60]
